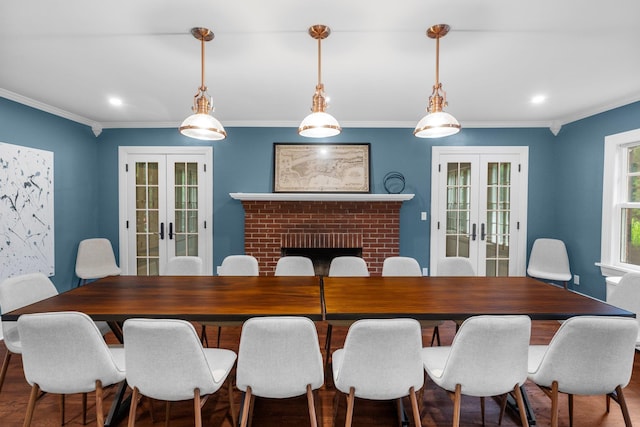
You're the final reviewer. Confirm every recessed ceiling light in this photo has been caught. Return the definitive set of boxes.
[531,95,546,104]
[108,97,123,107]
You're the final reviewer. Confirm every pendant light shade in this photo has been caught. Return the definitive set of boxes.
[414,24,460,139]
[298,25,341,138]
[179,27,227,141]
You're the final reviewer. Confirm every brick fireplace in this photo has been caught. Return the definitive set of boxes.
[231,193,414,276]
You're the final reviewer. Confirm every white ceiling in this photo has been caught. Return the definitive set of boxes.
[1,0,639,135]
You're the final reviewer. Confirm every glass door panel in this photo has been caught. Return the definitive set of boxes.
[134,161,160,276]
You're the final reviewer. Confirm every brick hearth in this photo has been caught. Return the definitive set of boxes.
[240,200,403,275]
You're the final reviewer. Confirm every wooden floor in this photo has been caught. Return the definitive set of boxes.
[0,320,639,426]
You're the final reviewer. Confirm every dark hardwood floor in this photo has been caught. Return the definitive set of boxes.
[0,320,638,426]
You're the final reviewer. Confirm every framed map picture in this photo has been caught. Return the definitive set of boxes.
[273,143,370,193]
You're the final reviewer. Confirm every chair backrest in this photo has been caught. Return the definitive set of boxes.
[0,273,59,353]
[236,316,324,398]
[432,315,531,397]
[328,256,369,277]
[607,272,640,344]
[124,318,235,401]
[333,318,424,400]
[527,238,571,281]
[218,255,259,276]
[274,256,315,276]
[18,311,125,393]
[75,238,121,280]
[436,257,475,276]
[163,256,204,275]
[382,257,422,277]
[529,316,638,395]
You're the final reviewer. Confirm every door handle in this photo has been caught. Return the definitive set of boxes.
[481,223,486,241]
[471,223,477,241]
[168,222,174,240]
[159,222,165,240]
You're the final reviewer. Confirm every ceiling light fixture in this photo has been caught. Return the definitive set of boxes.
[179,27,227,141]
[414,24,461,139]
[298,25,341,138]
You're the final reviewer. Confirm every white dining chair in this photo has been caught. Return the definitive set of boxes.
[123,318,237,427]
[274,256,315,276]
[201,255,260,347]
[236,316,324,427]
[163,256,204,275]
[382,256,442,346]
[606,272,640,347]
[75,238,121,286]
[18,311,126,427]
[332,318,424,427]
[527,316,638,427]
[422,315,531,427]
[527,238,571,289]
[436,257,475,276]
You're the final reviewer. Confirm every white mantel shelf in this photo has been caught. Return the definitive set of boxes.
[230,192,415,202]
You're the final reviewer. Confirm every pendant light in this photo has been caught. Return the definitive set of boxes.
[179,27,227,141]
[298,25,341,138]
[414,24,461,138]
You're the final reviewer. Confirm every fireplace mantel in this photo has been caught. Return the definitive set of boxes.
[230,192,414,202]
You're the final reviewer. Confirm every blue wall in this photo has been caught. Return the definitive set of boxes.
[2,95,639,299]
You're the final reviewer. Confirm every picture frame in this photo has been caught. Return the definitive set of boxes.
[273,143,371,193]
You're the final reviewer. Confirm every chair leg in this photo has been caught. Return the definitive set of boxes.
[228,379,237,427]
[452,384,462,427]
[95,380,105,427]
[325,323,334,375]
[23,383,40,427]
[306,384,319,427]
[0,350,13,394]
[480,396,485,426]
[216,326,222,348]
[82,392,88,425]
[498,393,508,425]
[568,394,574,427]
[345,387,356,427]
[430,326,441,346]
[240,387,253,427]
[194,389,202,427]
[128,387,140,427]
[60,394,65,425]
[409,386,422,427]
[200,325,209,347]
[165,401,171,427]
[550,381,559,427]
[615,385,633,427]
[512,384,530,427]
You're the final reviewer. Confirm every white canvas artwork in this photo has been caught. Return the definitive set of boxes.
[0,142,54,282]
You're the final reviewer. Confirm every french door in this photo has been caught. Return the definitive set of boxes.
[118,147,213,276]
[430,146,528,276]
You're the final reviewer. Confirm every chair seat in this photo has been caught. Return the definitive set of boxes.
[203,348,237,383]
[527,267,571,282]
[420,346,452,380]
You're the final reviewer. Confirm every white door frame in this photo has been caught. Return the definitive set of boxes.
[118,146,214,275]
[430,146,529,276]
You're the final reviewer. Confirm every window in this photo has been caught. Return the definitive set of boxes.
[600,128,640,276]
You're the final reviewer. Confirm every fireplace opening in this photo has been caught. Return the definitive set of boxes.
[281,247,363,276]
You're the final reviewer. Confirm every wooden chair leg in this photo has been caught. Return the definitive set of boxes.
[240,387,253,427]
[193,389,201,427]
[498,393,508,425]
[512,384,530,427]
[60,394,65,425]
[228,379,237,427]
[0,351,13,394]
[568,394,574,427]
[550,381,559,427]
[128,387,140,427]
[430,326,440,346]
[23,383,40,427]
[410,386,422,427]
[306,384,318,427]
[345,387,356,427]
[452,384,462,427]
[395,398,403,427]
[616,385,633,427]
[82,392,88,425]
[480,396,485,426]
[95,380,105,427]
[165,401,171,427]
